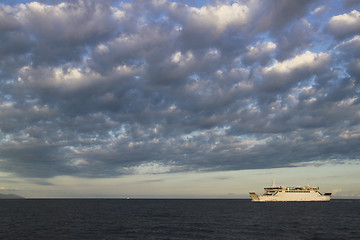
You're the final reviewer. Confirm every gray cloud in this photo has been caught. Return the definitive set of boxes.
[249,0,318,34]
[343,0,360,9]
[0,0,359,178]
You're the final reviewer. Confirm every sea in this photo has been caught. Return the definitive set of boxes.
[0,199,359,240]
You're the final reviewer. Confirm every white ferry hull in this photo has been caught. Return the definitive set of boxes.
[250,192,331,202]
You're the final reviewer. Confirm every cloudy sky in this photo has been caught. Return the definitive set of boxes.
[0,0,359,198]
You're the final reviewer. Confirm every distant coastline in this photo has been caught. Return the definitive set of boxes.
[0,193,24,199]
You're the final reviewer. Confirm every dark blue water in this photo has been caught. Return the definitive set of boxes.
[0,199,359,239]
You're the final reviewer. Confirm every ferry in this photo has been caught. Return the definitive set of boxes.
[249,182,331,202]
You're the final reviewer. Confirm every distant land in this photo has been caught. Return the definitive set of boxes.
[0,193,24,199]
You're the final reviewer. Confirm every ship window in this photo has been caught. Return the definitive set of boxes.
[285,190,311,193]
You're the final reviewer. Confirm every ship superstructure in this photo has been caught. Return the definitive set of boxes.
[249,182,331,202]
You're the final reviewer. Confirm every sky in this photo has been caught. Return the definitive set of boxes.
[0,0,359,198]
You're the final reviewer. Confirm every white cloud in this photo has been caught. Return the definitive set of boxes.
[243,41,276,64]
[19,66,103,92]
[111,6,126,21]
[264,51,330,75]
[327,10,360,38]
[168,2,249,35]
[170,51,194,65]
[311,6,326,15]
[262,51,331,91]
[247,42,276,56]
[124,161,174,174]
[329,9,360,25]
[194,3,249,30]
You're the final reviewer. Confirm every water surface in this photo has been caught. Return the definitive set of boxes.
[0,199,359,239]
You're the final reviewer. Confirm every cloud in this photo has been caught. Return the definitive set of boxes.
[185,3,249,35]
[161,1,249,35]
[0,0,359,178]
[327,10,360,39]
[336,35,360,57]
[14,1,116,66]
[242,41,276,66]
[261,51,331,92]
[311,6,326,15]
[249,0,317,34]
[335,35,360,82]
[347,59,360,82]
[343,0,360,9]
